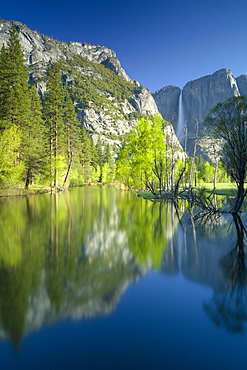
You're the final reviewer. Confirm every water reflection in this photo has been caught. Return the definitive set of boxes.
[0,187,247,350]
[0,187,173,349]
[204,214,247,333]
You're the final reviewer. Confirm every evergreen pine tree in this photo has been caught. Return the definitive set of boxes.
[79,126,93,183]
[0,45,9,129]
[0,26,45,189]
[90,138,99,169]
[43,63,65,188]
[103,143,115,183]
[63,90,80,186]
[0,27,30,130]
[22,85,46,188]
[95,137,104,182]
[104,143,113,165]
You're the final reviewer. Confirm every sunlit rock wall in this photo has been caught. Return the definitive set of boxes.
[154,69,247,155]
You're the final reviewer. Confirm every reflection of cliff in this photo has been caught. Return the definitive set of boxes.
[0,187,176,348]
[204,215,247,333]
[160,212,231,290]
[181,214,231,292]
[161,211,247,333]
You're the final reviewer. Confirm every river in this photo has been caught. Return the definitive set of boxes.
[0,186,247,369]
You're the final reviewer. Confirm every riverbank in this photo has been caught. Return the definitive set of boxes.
[138,182,238,201]
[0,185,66,197]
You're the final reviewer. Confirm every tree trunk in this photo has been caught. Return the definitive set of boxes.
[189,120,199,189]
[63,156,73,187]
[25,167,31,190]
[232,184,247,214]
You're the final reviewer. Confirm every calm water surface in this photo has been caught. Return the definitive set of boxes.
[0,187,247,369]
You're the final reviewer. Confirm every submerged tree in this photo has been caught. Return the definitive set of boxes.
[205,96,247,213]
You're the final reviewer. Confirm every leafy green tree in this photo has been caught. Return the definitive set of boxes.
[217,161,230,183]
[116,114,167,191]
[0,126,25,188]
[201,161,214,183]
[195,157,214,183]
[205,96,247,213]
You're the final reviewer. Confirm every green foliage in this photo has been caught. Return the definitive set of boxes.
[78,126,95,184]
[195,157,215,183]
[205,96,247,212]
[0,27,30,130]
[22,85,46,188]
[116,114,167,190]
[0,28,156,191]
[0,27,47,189]
[60,55,140,107]
[217,161,231,182]
[43,155,67,187]
[0,186,171,347]
[0,126,25,187]
[43,63,67,187]
[205,96,247,187]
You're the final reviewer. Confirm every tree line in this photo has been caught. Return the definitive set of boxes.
[1,26,244,212]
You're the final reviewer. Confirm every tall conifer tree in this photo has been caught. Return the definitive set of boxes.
[22,85,45,188]
[0,27,30,130]
[79,126,93,183]
[63,90,80,186]
[0,26,46,189]
[43,63,65,188]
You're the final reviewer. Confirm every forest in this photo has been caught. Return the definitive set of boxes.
[0,27,239,200]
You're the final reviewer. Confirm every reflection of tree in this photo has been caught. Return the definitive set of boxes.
[118,199,168,270]
[204,214,247,333]
[0,187,173,350]
[160,203,183,276]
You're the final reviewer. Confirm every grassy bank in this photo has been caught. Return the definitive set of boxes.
[0,185,62,197]
[138,182,238,201]
[197,182,237,197]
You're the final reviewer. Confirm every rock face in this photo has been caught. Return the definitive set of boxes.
[0,20,131,82]
[153,85,181,126]
[0,19,161,143]
[182,69,240,127]
[236,75,247,96]
[154,69,246,155]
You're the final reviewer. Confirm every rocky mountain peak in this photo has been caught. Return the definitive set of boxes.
[0,19,133,83]
[0,19,168,148]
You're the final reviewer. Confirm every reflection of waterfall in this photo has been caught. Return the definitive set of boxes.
[176,91,184,139]
[177,224,184,271]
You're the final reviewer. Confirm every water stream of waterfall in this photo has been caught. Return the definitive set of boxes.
[176,91,184,139]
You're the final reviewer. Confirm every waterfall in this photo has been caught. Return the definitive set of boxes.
[176,91,184,139]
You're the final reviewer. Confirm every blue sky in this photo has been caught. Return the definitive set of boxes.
[1,0,247,92]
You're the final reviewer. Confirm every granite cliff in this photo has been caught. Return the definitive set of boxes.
[154,69,247,155]
[0,20,163,145]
